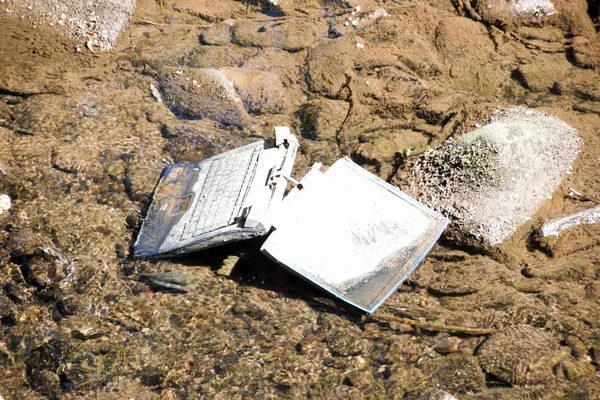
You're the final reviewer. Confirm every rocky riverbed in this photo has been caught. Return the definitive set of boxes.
[0,0,599,398]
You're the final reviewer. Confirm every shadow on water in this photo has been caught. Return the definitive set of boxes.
[149,238,365,319]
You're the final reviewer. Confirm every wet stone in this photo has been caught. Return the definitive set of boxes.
[300,139,341,166]
[420,354,486,394]
[434,17,503,95]
[0,343,13,367]
[566,335,588,359]
[137,270,197,293]
[477,325,569,385]
[561,359,596,381]
[31,369,61,399]
[164,132,217,163]
[434,336,462,355]
[0,292,15,319]
[425,256,509,296]
[222,68,293,115]
[571,38,600,68]
[511,277,547,293]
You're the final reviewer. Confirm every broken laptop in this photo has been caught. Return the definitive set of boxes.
[134,126,298,258]
[134,127,448,312]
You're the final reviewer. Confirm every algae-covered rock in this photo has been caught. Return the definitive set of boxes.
[477,325,569,385]
[409,107,581,246]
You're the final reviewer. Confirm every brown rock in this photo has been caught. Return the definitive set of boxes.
[571,39,600,69]
[171,0,245,21]
[592,345,600,365]
[425,255,510,296]
[31,370,61,399]
[300,139,341,165]
[241,48,304,84]
[385,364,428,396]
[371,335,426,364]
[356,129,429,166]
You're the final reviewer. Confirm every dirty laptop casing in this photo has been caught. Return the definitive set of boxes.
[134,127,448,313]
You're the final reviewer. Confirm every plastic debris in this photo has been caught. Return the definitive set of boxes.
[149,83,163,103]
[0,194,11,214]
[134,127,447,312]
[539,204,600,237]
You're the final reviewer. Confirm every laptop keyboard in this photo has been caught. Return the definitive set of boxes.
[180,145,262,241]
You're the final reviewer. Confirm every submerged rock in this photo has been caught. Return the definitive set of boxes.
[137,270,197,292]
[158,67,293,126]
[3,0,135,50]
[409,107,581,246]
[477,325,569,385]
[158,67,250,127]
